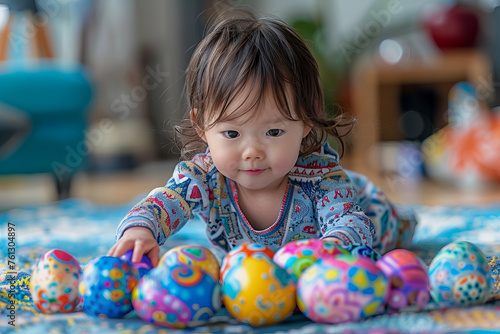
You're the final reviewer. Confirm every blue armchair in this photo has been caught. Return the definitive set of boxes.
[0,0,94,198]
[0,62,94,198]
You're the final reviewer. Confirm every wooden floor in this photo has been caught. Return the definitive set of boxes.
[2,154,500,211]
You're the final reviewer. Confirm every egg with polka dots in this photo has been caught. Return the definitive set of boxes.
[30,249,82,313]
[428,240,492,306]
[78,256,139,318]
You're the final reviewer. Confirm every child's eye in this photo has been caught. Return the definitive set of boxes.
[266,129,283,137]
[223,130,240,139]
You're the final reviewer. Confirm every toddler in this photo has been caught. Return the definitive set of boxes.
[108,10,417,265]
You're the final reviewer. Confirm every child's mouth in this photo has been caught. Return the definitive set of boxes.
[244,169,265,176]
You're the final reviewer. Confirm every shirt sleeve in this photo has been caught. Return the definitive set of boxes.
[315,167,376,247]
[116,161,211,245]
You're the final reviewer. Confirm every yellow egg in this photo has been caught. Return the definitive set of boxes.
[221,255,296,326]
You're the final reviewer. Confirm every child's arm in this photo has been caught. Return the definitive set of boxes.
[316,169,376,247]
[109,161,210,261]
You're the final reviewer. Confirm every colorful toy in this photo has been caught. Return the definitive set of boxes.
[423,82,500,187]
[30,249,82,313]
[428,240,492,306]
[297,254,388,324]
[376,249,430,310]
[273,238,350,280]
[120,249,153,278]
[159,244,220,283]
[221,254,296,326]
[78,256,139,318]
[220,243,275,284]
[132,263,221,329]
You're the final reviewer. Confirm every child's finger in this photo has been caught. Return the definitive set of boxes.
[106,243,117,256]
[131,242,147,263]
[147,246,160,267]
[111,241,133,259]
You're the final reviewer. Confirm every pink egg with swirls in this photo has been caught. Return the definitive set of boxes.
[297,254,388,324]
[273,238,350,280]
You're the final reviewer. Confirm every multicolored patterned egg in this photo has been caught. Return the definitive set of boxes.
[273,238,350,280]
[132,263,221,329]
[159,244,220,283]
[78,256,139,318]
[120,249,154,278]
[221,255,296,326]
[428,241,492,306]
[30,249,82,313]
[376,249,430,309]
[220,243,275,284]
[297,254,388,324]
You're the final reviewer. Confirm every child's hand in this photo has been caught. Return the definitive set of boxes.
[322,236,345,246]
[107,226,160,266]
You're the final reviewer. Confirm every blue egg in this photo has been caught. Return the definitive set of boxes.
[428,241,492,306]
[78,256,140,318]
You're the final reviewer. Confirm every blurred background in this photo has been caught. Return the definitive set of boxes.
[1,0,500,210]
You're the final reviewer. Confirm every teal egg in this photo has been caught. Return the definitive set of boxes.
[428,241,492,306]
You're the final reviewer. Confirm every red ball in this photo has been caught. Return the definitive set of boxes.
[422,3,479,49]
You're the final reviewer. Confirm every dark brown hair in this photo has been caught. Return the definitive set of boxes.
[175,9,354,160]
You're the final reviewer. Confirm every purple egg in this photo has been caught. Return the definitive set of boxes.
[120,249,153,277]
[376,249,430,310]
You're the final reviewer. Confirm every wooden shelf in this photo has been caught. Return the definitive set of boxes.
[349,49,492,168]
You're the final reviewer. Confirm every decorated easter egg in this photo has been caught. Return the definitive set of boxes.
[78,256,139,318]
[428,240,492,306]
[132,263,221,329]
[159,244,220,282]
[220,243,275,284]
[273,238,350,280]
[120,249,154,278]
[376,249,430,309]
[30,249,82,313]
[343,244,381,261]
[297,254,388,324]
[222,254,296,326]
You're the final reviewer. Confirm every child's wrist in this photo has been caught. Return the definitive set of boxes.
[123,226,155,238]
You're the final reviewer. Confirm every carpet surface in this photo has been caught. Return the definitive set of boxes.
[2,198,500,333]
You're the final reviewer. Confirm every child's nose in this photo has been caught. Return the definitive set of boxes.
[242,144,264,161]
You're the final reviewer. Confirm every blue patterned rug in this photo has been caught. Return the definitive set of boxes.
[2,198,500,333]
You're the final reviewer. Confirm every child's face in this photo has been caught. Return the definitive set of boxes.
[198,91,311,193]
